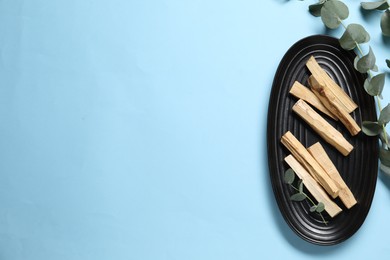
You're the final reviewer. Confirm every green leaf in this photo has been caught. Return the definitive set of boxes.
[354,56,360,71]
[361,1,389,10]
[310,205,317,212]
[309,2,324,17]
[290,193,306,202]
[381,10,390,36]
[321,0,349,29]
[380,147,390,167]
[354,55,378,72]
[284,168,295,184]
[379,103,390,124]
[364,73,386,97]
[316,202,325,213]
[340,24,370,50]
[380,162,390,176]
[386,59,390,69]
[362,121,383,136]
[298,180,303,193]
[356,47,376,73]
[379,131,389,144]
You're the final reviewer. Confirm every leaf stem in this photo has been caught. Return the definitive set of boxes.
[290,184,299,193]
[318,211,328,225]
[377,96,389,146]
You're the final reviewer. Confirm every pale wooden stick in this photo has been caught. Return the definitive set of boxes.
[285,155,342,218]
[307,143,357,209]
[289,81,338,120]
[308,75,361,136]
[306,56,358,113]
[281,131,340,198]
[292,99,354,156]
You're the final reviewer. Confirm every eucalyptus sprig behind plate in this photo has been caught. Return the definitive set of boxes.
[300,0,390,176]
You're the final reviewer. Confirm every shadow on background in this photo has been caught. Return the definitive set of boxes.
[381,34,390,46]
[379,172,390,190]
[360,8,379,24]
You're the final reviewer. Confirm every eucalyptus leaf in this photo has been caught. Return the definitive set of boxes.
[310,205,317,212]
[380,147,390,167]
[379,131,390,145]
[309,6,322,17]
[284,168,295,184]
[321,0,349,29]
[309,2,325,17]
[386,59,390,69]
[363,73,386,97]
[339,24,370,50]
[361,0,389,10]
[379,103,390,125]
[353,56,359,71]
[354,55,378,72]
[381,10,390,36]
[298,180,303,193]
[356,46,376,73]
[362,121,383,136]
[290,193,306,202]
[316,202,325,213]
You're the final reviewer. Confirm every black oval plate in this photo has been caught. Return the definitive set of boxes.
[267,35,378,245]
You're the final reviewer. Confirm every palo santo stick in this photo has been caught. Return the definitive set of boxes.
[289,81,338,120]
[281,131,340,198]
[285,155,342,217]
[306,56,358,113]
[292,99,353,156]
[307,143,357,209]
[308,75,361,136]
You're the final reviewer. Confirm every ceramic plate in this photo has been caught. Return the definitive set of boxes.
[267,35,378,245]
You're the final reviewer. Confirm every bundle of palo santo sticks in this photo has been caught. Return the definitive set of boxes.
[282,56,359,218]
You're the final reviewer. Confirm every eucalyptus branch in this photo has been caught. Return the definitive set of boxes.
[284,169,328,225]
[339,18,390,147]
[289,184,318,209]
[361,0,390,36]
[307,0,390,176]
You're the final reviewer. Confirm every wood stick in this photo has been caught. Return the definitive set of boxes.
[308,75,361,136]
[289,81,338,120]
[292,99,354,156]
[281,131,340,198]
[306,56,358,113]
[285,155,342,218]
[307,143,357,209]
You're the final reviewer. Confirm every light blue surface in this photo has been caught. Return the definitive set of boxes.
[1,0,390,259]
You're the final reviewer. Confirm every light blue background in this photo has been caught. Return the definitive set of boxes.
[0,0,390,259]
